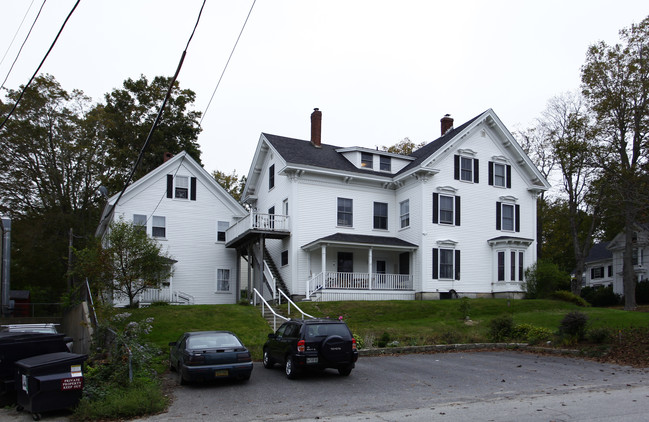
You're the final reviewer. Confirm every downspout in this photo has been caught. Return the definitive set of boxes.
[1,217,11,317]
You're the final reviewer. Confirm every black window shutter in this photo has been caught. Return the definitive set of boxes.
[473,159,479,183]
[506,165,512,188]
[515,204,520,232]
[496,202,502,230]
[454,155,459,180]
[591,268,595,279]
[455,250,461,280]
[190,177,197,201]
[488,161,494,185]
[166,175,173,198]
[432,193,439,224]
[455,196,461,226]
[432,249,439,279]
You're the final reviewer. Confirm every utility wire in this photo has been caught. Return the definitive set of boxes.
[0,0,80,133]
[199,0,257,127]
[1,0,48,92]
[99,0,207,228]
[0,0,36,68]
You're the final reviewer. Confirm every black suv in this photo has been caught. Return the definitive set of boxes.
[263,319,358,379]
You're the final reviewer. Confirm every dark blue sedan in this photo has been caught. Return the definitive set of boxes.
[169,331,253,384]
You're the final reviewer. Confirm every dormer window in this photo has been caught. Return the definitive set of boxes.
[175,176,189,199]
[380,156,391,171]
[361,153,373,169]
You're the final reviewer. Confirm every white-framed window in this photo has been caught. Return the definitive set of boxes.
[361,153,373,168]
[380,156,391,171]
[497,201,519,232]
[337,198,353,227]
[217,221,229,242]
[216,269,230,292]
[281,250,288,266]
[133,214,147,233]
[374,202,388,230]
[283,198,289,216]
[591,266,604,279]
[152,216,166,238]
[454,154,479,183]
[489,161,511,188]
[496,249,525,282]
[433,247,460,280]
[175,176,189,199]
[400,200,410,229]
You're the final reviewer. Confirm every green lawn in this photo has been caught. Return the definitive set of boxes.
[125,299,649,361]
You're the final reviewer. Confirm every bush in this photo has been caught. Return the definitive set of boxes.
[636,281,649,304]
[524,260,571,299]
[377,332,391,348]
[488,315,514,342]
[550,290,591,307]
[459,297,471,319]
[587,327,612,344]
[353,333,365,350]
[581,285,621,307]
[559,311,588,341]
[75,378,167,420]
[511,323,553,345]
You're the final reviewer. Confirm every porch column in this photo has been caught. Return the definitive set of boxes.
[235,250,241,303]
[368,247,373,290]
[321,245,327,288]
[247,244,252,302]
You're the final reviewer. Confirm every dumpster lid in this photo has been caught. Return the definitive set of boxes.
[0,332,66,344]
[15,352,88,369]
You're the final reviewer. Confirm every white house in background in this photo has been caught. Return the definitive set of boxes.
[225,108,551,302]
[97,151,247,306]
[584,227,648,295]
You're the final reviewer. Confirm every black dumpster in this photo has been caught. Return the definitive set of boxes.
[14,352,88,421]
[0,332,70,399]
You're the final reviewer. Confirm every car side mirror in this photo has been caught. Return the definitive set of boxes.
[267,333,276,339]
[168,341,177,346]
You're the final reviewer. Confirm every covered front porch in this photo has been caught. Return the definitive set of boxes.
[302,233,418,301]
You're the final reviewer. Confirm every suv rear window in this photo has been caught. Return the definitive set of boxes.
[304,324,350,341]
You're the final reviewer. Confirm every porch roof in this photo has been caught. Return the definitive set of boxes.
[302,233,418,251]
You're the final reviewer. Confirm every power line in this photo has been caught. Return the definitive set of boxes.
[98,0,207,229]
[0,0,36,68]
[0,0,80,133]
[1,0,48,92]
[199,0,257,127]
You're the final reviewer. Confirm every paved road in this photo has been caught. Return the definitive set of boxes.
[2,351,647,421]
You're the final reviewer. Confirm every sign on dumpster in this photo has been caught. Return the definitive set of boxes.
[61,377,83,391]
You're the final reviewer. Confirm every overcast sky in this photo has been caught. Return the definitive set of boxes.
[1,1,648,179]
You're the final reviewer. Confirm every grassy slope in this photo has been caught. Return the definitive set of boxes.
[127,300,649,360]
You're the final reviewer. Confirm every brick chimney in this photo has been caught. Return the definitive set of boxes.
[163,152,174,162]
[441,114,454,136]
[310,108,322,148]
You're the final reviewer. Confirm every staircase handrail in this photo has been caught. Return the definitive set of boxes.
[277,289,315,320]
[253,288,288,331]
[263,260,277,300]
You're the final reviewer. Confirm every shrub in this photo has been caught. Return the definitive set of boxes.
[459,297,471,319]
[581,285,621,307]
[377,332,391,348]
[440,329,460,344]
[587,327,612,344]
[488,315,514,342]
[551,290,591,307]
[524,260,571,299]
[511,323,553,345]
[353,333,365,350]
[559,311,588,340]
[636,281,649,304]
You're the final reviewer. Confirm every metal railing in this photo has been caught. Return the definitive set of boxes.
[277,289,315,320]
[253,288,288,331]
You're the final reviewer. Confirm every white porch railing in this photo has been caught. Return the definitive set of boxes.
[306,272,413,299]
[263,261,276,301]
[225,212,290,243]
[138,288,195,305]
[277,289,315,320]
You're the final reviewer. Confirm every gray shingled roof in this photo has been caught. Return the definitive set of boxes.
[263,111,486,179]
[585,242,612,263]
[302,233,418,249]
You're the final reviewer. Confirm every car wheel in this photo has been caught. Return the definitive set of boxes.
[285,356,299,379]
[263,349,274,369]
[338,365,353,376]
[176,362,187,386]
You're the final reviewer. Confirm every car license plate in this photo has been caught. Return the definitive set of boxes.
[215,370,228,377]
[306,357,318,364]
